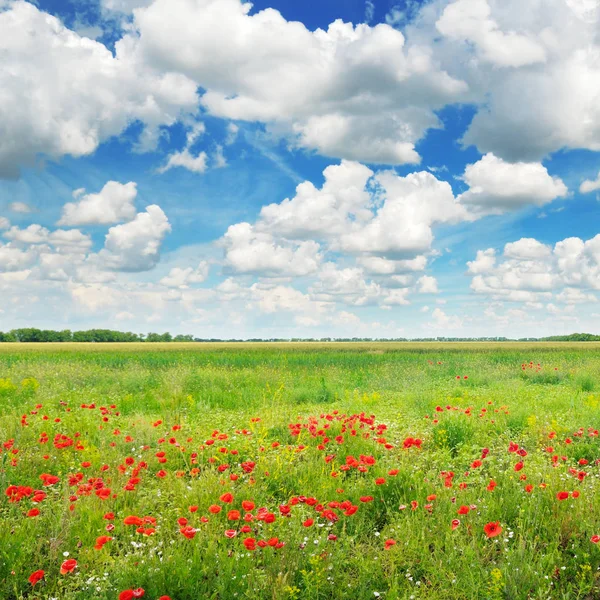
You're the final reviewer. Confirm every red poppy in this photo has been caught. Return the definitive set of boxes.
[27,508,40,517]
[28,570,45,586]
[303,518,314,527]
[227,510,241,521]
[220,493,234,503]
[94,535,113,550]
[451,519,460,530]
[591,535,600,543]
[384,539,396,549]
[180,526,197,539]
[243,537,256,550]
[457,505,470,515]
[556,491,569,501]
[119,589,145,600]
[241,500,255,511]
[60,558,77,574]
[483,522,502,538]
[208,504,221,514]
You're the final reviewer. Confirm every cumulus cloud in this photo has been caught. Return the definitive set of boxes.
[580,171,600,194]
[159,261,209,288]
[457,154,568,214]
[221,222,322,277]
[428,307,463,330]
[158,148,208,174]
[0,0,198,179]
[436,0,546,68]
[468,234,600,305]
[467,249,496,274]
[98,205,172,271]
[58,181,138,226]
[417,275,439,293]
[434,0,600,161]
[127,0,466,166]
[336,170,468,257]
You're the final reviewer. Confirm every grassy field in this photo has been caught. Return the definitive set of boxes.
[1,343,600,599]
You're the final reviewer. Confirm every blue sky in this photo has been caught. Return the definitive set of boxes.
[0,0,599,338]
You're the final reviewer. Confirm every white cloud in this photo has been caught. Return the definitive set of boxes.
[158,149,208,174]
[580,171,600,194]
[457,154,568,214]
[58,181,138,226]
[212,145,227,169]
[364,0,375,23]
[0,217,9,230]
[225,123,239,145]
[258,160,375,240]
[98,204,172,271]
[468,233,600,305]
[0,0,198,179]
[159,261,209,288]
[221,222,321,277]
[336,170,468,257]
[248,284,327,315]
[310,262,382,306]
[358,255,428,274]
[0,243,37,272]
[503,238,551,260]
[429,307,463,330]
[382,288,411,306]
[128,0,467,166]
[467,248,496,274]
[436,0,546,68]
[4,224,49,244]
[8,201,33,213]
[434,0,600,161]
[417,275,438,293]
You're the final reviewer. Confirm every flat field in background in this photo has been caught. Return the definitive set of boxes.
[1,343,600,599]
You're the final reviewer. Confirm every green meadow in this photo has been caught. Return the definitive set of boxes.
[1,343,600,599]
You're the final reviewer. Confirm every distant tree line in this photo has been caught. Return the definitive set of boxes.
[0,329,194,343]
[0,329,598,343]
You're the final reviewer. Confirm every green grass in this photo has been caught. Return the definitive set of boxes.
[1,343,600,599]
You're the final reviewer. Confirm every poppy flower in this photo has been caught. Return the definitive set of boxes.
[241,500,255,511]
[27,508,40,517]
[556,491,569,501]
[227,510,241,521]
[384,539,396,549]
[220,493,234,504]
[303,518,314,527]
[483,522,502,538]
[94,535,113,550]
[60,558,77,574]
[451,519,460,530]
[180,526,197,539]
[208,504,221,514]
[28,570,45,586]
[243,537,257,550]
[457,505,470,515]
[591,535,600,543]
[119,589,145,600]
